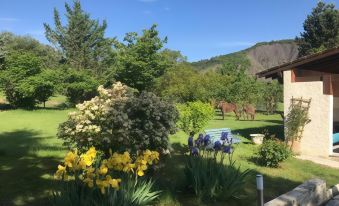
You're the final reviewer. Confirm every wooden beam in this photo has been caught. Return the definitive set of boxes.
[323,75,333,95]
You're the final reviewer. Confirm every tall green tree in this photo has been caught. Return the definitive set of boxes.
[44,0,115,76]
[114,24,169,91]
[296,2,339,56]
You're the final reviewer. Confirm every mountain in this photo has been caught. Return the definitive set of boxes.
[191,40,299,75]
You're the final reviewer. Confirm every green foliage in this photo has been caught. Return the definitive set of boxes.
[58,82,178,153]
[51,177,160,206]
[154,65,210,102]
[62,70,99,105]
[192,52,250,72]
[296,2,339,56]
[185,152,250,201]
[177,101,214,134]
[0,52,44,108]
[285,99,311,143]
[44,0,115,76]
[258,139,291,168]
[31,78,55,108]
[225,72,261,105]
[155,63,262,105]
[114,24,170,91]
[259,80,283,114]
[160,49,187,65]
[0,32,61,69]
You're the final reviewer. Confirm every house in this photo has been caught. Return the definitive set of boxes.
[257,48,339,157]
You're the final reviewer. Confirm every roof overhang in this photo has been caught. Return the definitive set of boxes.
[256,47,339,79]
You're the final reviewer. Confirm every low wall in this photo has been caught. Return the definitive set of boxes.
[265,179,339,206]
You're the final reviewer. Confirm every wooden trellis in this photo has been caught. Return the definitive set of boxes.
[289,97,311,140]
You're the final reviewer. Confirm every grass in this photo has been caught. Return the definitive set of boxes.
[0,102,339,205]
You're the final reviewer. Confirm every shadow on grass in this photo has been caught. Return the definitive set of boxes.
[156,143,300,206]
[0,130,63,206]
[233,125,284,141]
[0,103,13,111]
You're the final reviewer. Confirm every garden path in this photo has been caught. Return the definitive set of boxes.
[297,155,339,169]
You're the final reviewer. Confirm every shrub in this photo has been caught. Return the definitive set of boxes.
[177,101,214,135]
[63,70,99,105]
[58,82,178,153]
[258,139,291,167]
[0,51,42,108]
[51,147,161,206]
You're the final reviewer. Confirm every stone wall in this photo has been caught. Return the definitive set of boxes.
[284,70,333,157]
[265,179,339,206]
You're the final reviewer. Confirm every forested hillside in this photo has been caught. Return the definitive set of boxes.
[191,40,299,75]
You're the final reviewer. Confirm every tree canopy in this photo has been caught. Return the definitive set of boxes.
[44,0,115,76]
[296,2,339,56]
[114,24,170,91]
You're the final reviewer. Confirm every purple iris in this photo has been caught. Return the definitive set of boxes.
[223,146,232,154]
[188,136,194,147]
[221,132,228,141]
[191,147,199,156]
[195,133,204,147]
[213,141,222,151]
[203,135,211,146]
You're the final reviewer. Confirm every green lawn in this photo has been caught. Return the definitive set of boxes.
[157,112,339,205]
[0,106,339,205]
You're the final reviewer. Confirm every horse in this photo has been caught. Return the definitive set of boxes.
[242,104,256,120]
[217,101,240,120]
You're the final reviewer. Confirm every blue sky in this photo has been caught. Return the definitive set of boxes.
[0,0,338,61]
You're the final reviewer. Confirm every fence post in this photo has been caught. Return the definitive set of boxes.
[256,174,264,206]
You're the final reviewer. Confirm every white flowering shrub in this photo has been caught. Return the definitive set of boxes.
[58,82,178,153]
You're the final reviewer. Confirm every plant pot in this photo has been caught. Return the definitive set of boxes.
[250,134,264,145]
[287,140,301,154]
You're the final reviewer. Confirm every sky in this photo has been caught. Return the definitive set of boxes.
[0,0,338,62]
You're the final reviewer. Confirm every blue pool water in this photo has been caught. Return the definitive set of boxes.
[334,133,339,144]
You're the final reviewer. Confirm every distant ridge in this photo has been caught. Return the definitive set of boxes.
[191,40,299,75]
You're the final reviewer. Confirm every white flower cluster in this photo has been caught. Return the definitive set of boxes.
[63,82,131,137]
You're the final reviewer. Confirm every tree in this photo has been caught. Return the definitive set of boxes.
[63,70,99,105]
[260,80,283,114]
[160,49,187,65]
[0,35,5,70]
[114,24,169,91]
[0,52,57,108]
[296,2,339,56]
[154,64,209,102]
[0,32,61,69]
[32,77,55,108]
[44,0,115,76]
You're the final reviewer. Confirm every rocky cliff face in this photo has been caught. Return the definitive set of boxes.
[192,40,299,75]
[246,42,298,75]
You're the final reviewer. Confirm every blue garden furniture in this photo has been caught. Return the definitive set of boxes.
[204,128,241,149]
[333,133,339,145]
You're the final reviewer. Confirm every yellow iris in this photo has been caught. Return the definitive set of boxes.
[64,151,77,168]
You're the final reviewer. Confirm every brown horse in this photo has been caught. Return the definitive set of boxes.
[217,101,240,120]
[242,104,256,120]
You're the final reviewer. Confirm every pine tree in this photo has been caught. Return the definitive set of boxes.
[44,0,115,76]
[296,2,339,57]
